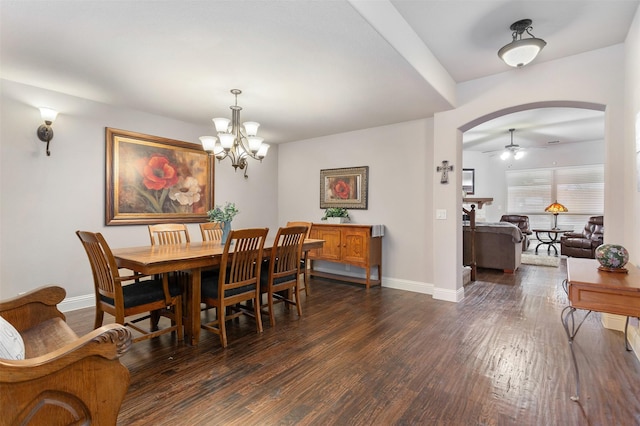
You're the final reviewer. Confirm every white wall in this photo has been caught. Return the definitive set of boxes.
[278,119,434,293]
[0,80,279,302]
[433,44,629,301]
[623,4,640,358]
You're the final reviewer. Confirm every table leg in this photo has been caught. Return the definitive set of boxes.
[625,316,632,351]
[561,305,592,401]
[186,267,202,346]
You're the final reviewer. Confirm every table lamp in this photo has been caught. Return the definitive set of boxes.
[545,200,568,230]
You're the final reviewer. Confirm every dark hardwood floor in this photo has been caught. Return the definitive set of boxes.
[65,261,640,425]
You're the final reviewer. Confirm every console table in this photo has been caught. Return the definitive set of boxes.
[308,223,383,288]
[561,258,640,401]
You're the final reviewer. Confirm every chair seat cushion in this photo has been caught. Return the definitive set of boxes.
[100,279,181,309]
[562,238,596,249]
[259,262,297,291]
[201,270,257,300]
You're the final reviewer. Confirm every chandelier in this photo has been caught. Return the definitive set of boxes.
[498,19,546,68]
[200,89,269,178]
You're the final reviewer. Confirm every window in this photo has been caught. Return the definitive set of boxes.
[506,165,604,230]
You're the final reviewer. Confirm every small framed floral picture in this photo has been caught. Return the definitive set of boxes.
[106,128,214,225]
[320,166,368,209]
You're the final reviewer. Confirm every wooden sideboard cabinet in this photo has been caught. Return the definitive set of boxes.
[308,223,383,288]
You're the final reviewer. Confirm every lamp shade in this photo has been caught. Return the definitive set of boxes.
[545,201,568,213]
[212,117,231,133]
[199,135,217,153]
[257,143,270,159]
[218,132,235,150]
[39,107,58,124]
[243,121,260,136]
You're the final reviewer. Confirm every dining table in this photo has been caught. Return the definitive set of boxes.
[112,238,325,345]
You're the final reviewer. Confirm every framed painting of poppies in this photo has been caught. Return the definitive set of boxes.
[106,128,214,225]
[320,166,368,209]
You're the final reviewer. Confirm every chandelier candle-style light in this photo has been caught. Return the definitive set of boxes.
[200,89,269,178]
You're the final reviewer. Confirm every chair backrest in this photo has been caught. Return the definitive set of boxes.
[267,226,307,285]
[500,215,531,235]
[286,221,312,239]
[76,231,121,301]
[148,223,190,245]
[584,215,604,239]
[218,228,269,298]
[200,222,223,242]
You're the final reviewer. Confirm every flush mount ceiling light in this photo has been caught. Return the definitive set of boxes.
[200,89,269,178]
[500,128,525,160]
[498,19,546,68]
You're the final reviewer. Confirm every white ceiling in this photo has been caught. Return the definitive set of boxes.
[1,0,638,150]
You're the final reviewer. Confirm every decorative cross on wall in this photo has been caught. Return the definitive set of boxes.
[437,160,453,184]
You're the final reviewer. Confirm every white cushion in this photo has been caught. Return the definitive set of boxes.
[0,315,25,360]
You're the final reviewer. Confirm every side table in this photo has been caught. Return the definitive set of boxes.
[561,258,640,401]
[532,228,572,256]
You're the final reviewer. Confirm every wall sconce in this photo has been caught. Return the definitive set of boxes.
[37,107,58,156]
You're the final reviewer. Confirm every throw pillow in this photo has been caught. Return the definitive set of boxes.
[0,315,25,360]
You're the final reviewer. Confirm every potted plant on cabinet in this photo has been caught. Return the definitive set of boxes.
[321,207,350,224]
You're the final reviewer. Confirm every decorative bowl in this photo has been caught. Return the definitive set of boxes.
[595,244,629,272]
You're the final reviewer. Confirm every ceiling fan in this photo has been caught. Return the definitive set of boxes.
[481,128,527,160]
[500,128,525,160]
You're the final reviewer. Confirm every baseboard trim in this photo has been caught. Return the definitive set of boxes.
[601,313,627,332]
[433,286,465,303]
[59,294,94,313]
[382,277,434,295]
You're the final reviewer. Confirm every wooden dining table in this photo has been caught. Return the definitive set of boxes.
[112,238,325,345]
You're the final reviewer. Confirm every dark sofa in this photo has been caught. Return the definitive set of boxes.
[463,222,523,273]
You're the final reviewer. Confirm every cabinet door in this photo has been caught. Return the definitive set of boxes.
[309,227,342,261]
[342,229,369,265]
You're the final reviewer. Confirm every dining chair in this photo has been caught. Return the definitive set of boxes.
[148,223,191,245]
[260,226,307,327]
[286,221,312,295]
[76,230,183,343]
[147,223,191,328]
[200,228,268,348]
[200,222,223,242]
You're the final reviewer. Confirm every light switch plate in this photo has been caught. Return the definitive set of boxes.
[436,209,447,220]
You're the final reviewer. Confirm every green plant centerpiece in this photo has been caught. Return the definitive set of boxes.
[321,207,350,223]
[207,202,239,244]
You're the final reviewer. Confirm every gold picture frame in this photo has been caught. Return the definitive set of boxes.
[106,128,214,225]
[320,166,368,209]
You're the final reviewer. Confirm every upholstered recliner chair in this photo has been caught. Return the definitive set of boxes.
[500,215,532,251]
[560,216,604,258]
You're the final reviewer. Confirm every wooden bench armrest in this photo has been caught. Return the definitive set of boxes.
[0,324,131,382]
[0,322,131,426]
[0,285,66,332]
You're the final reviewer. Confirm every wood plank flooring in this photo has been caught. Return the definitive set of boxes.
[65,261,640,425]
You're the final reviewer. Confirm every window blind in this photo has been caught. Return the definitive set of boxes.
[506,165,604,229]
